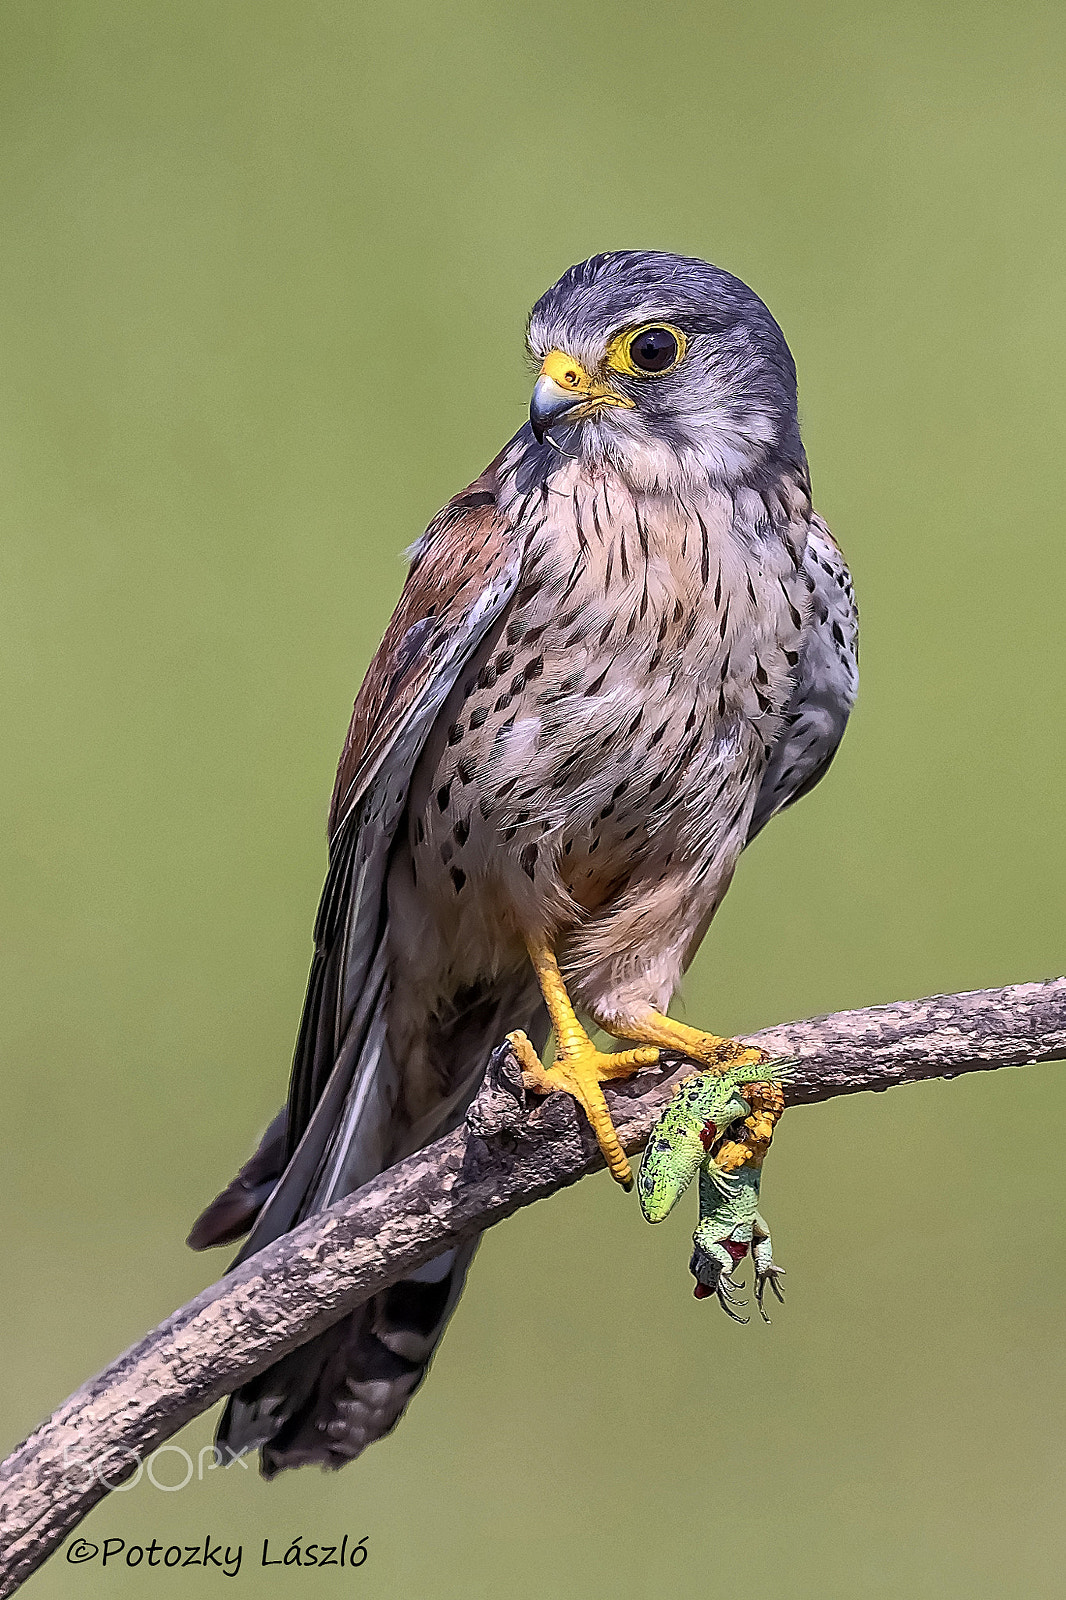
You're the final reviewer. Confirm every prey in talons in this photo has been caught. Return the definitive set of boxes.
[637,1059,789,1322]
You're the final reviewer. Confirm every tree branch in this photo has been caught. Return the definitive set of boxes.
[2,978,1064,1595]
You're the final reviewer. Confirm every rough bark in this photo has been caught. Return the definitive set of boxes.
[1,978,1064,1595]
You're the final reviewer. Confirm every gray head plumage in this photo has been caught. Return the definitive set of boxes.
[522,251,803,493]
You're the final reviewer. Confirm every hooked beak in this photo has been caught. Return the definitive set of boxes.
[529,349,634,442]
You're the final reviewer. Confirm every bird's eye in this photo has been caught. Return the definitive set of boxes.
[608,323,687,378]
[629,327,679,371]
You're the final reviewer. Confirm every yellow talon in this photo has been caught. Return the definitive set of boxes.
[610,1009,769,1075]
[508,949,780,1191]
[510,942,660,1190]
[507,1027,656,1189]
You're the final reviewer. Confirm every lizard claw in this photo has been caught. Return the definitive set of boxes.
[691,1250,750,1322]
[754,1266,786,1323]
[716,1273,750,1324]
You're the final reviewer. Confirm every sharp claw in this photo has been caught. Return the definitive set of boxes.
[754,1267,786,1322]
[717,1272,749,1313]
[716,1284,750,1324]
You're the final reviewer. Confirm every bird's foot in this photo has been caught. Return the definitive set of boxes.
[614,1010,768,1075]
[718,1076,787,1172]
[506,1028,658,1190]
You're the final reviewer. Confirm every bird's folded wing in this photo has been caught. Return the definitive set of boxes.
[231,472,524,1263]
[747,515,859,841]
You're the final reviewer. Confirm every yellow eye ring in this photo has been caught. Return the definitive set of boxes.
[606,322,688,378]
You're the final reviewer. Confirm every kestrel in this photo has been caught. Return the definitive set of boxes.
[190,251,858,1473]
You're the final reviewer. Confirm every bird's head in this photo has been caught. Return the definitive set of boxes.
[526,251,801,492]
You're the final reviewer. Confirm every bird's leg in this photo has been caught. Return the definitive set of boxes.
[610,1009,768,1075]
[507,941,659,1190]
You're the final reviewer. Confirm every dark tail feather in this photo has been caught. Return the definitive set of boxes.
[199,985,546,1474]
[218,1239,479,1474]
[186,1110,287,1251]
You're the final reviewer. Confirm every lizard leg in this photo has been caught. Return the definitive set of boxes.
[752,1211,786,1322]
[507,941,658,1191]
[609,1009,768,1074]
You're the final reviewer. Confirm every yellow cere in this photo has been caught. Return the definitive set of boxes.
[537,349,635,412]
[540,349,594,392]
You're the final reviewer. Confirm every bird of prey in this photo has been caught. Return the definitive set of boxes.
[189,250,858,1474]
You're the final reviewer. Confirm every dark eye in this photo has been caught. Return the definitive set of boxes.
[629,326,680,373]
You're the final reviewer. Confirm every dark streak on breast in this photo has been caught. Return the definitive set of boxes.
[695,507,711,587]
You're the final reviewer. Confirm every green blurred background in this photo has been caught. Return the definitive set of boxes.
[1,1,1064,1594]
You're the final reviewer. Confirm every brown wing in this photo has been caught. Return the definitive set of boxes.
[329,477,516,840]
[215,464,525,1265]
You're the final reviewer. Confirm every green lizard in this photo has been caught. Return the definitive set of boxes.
[637,1060,789,1323]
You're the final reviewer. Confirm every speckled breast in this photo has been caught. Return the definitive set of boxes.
[406,461,811,953]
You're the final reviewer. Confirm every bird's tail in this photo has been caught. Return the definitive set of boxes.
[220,1236,481,1474]
[190,978,544,1474]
